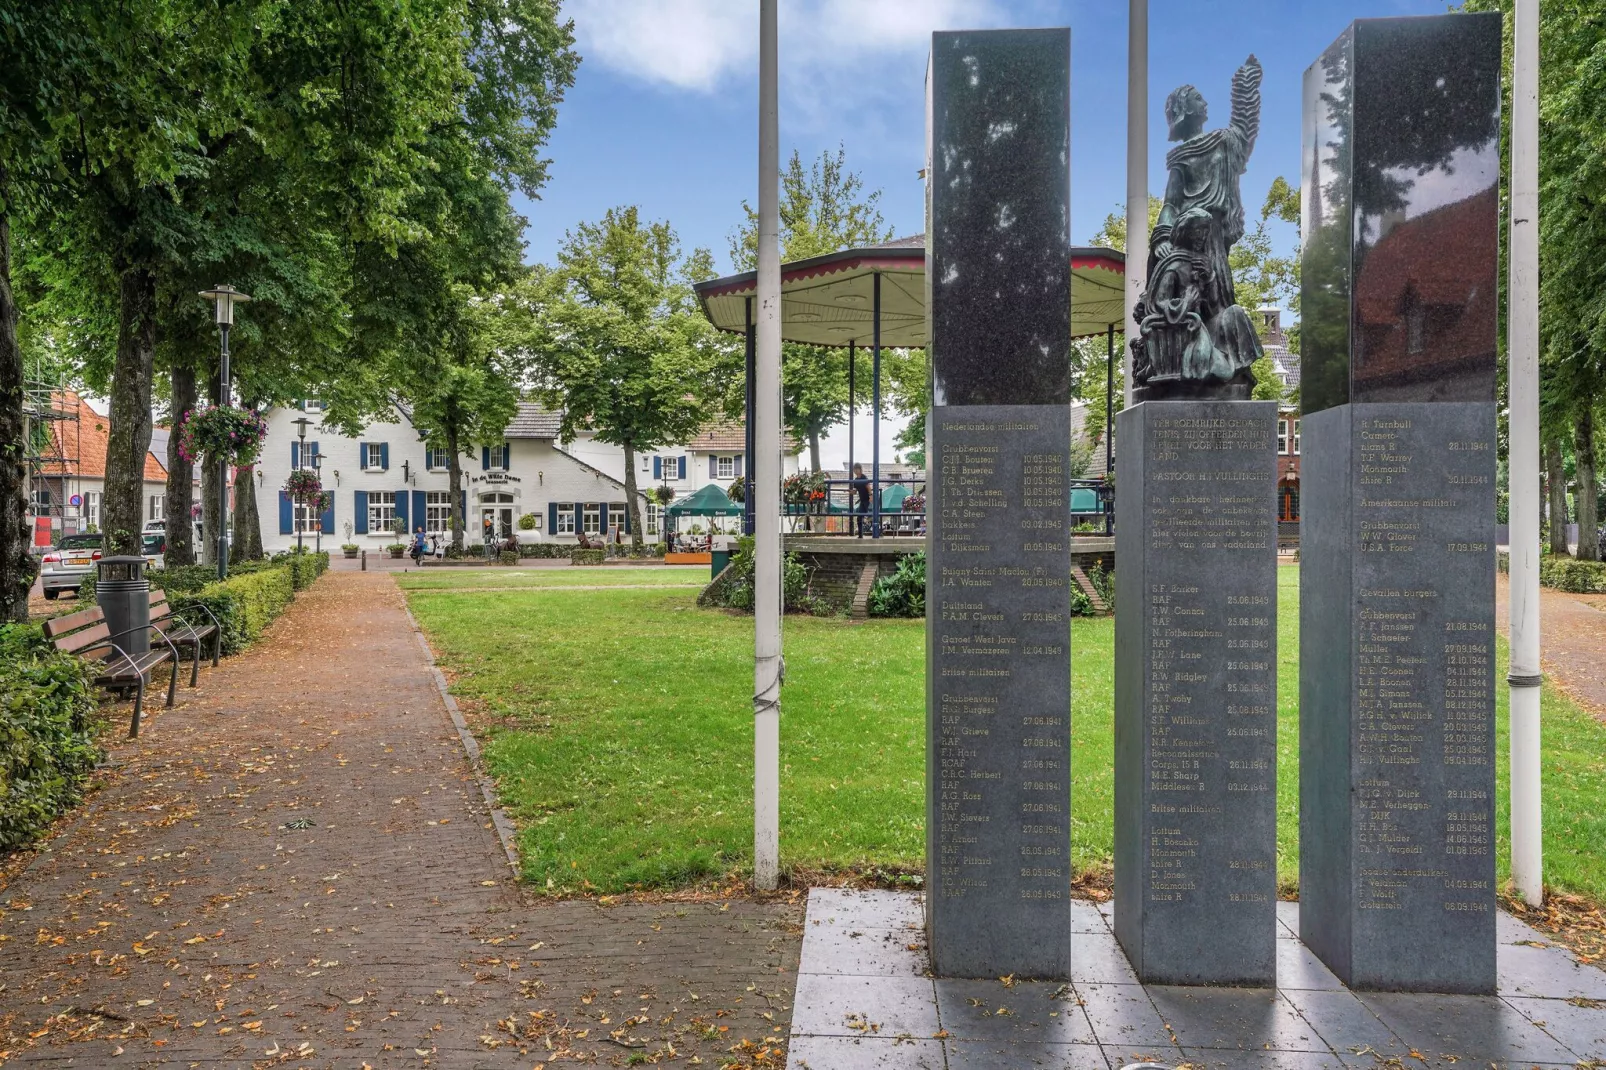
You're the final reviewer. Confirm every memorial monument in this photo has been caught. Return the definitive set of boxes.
[1114,53,1280,986]
[1298,14,1502,994]
[924,28,1074,979]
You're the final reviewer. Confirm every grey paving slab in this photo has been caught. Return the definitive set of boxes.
[1277,901,1300,939]
[945,1039,1111,1069]
[1071,901,1108,934]
[1503,995,1606,1060]
[1073,930,1142,986]
[1277,938,1348,992]
[807,889,925,931]
[934,978,1094,1044]
[1279,988,1408,1058]
[1358,991,1578,1065]
[1498,938,1606,1000]
[1145,985,1328,1053]
[1180,1050,1349,1070]
[1076,982,1177,1051]
[800,923,929,978]
[791,973,941,1040]
[787,1035,946,1069]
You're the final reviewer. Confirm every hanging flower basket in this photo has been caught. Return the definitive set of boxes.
[178,405,268,466]
[284,469,322,502]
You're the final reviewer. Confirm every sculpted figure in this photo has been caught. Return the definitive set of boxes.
[1132,55,1265,400]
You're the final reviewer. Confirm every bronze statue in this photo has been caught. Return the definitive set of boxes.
[1132,55,1264,401]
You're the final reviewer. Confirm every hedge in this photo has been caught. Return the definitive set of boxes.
[1540,556,1606,593]
[0,624,102,849]
[571,548,606,566]
[515,542,666,559]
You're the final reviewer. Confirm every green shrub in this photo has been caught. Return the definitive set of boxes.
[1069,587,1094,617]
[498,550,519,566]
[1540,556,1606,593]
[571,548,606,566]
[1086,561,1114,608]
[0,624,102,849]
[171,568,294,655]
[708,536,813,612]
[868,553,926,618]
[149,564,217,594]
[518,513,537,530]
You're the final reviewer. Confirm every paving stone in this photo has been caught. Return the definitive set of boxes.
[1180,1050,1348,1070]
[1146,985,1327,1053]
[934,978,1094,1044]
[1502,995,1606,1060]
[1074,930,1143,986]
[799,924,928,978]
[790,973,940,1039]
[808,888,925,932]
[787,1035,946,1069]
[1072,901,1109,934]
[946,1039,1112,1068]
[1280,988,1408,1058]
[1358,991,1578,1065]
[1498,939,1606,1000]
[1277,938,1348,992]
[1076,982,1177,1051]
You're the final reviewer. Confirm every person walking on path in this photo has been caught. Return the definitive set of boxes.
[409,526,428,567]
[851,463,871,537]
[482,516,496,561]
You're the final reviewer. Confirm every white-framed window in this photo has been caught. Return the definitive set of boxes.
[609,502,627,533]
[148,494,165,522]
[30,487,51,512]
[302,399,323,413]
[641,455,652,471]
[368,491,396,533]
[363,443,385,470]
[1277,420,1290,455]
[662,455,682,480]
[582,503,601,535]
[716,456,735,479]
[425,491,451,533]
[294,500,319,534]
[426,447,450,471]
[84,491,102,530]
[556,504,576,534]
[1291,419,1301,456]
[489,444,509,470]
[646,502,661,535]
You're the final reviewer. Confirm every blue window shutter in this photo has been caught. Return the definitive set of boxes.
[679,456,687,479]
[395,489,409,530]
[622,504,632,534]
[290,441,300,468]
[709,456,716,478]
[320,493,335,534]
[548,502,557,533]
[504,442,511,468]
[482,446,490,471]
[653,456,662,480]
[354,491,369,534]
[413,490,427,530]
[279,492,293,534]
[310,441,320,463]
[380,442,390,470]
[735,455,744,478]
[598,503,608,533]
[357,442,367,468]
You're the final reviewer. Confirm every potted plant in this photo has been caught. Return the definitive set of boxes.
[387,542,406,558]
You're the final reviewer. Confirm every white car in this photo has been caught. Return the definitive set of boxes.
[40,534,103,599]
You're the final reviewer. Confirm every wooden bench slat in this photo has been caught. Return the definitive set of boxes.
[43,605,105,638]
[54,621,113,654]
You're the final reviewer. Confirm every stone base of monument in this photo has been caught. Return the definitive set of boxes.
[787,888,1601,1067]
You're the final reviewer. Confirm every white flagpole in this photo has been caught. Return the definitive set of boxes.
[1123,0,1148,409]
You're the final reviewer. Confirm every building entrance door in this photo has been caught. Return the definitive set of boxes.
[480,493,515,539]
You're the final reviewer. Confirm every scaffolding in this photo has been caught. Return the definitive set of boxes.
[22,363,81,547]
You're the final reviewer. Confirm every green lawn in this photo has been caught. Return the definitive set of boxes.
[395,566,708,590]
[405,568,1606,902]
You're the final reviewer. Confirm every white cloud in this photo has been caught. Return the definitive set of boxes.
[567,0,1007,92]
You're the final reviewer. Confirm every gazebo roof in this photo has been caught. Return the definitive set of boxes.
[693,236,1126,348]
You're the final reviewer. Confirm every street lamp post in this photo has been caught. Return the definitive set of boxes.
[293,417,311,555]
[312,454,323,554]
[199,285,251,581]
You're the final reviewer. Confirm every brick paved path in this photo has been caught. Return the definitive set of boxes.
[1,572,800,1067]
[1497,571,1606,719]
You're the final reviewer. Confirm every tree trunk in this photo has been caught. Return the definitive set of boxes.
[103,265,158,556]
[808,426,821,473]
[1576,407,1599,562]
[1545,437,1570,557]
[623,443,644,549]
[0,174,35,622]
[200,462,219,567]
[164,361,198,566]
[231,463,262,562]
[445,408,464,552]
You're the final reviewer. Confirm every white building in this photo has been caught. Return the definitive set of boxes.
[564,420,803,496]
[253,401,660,554]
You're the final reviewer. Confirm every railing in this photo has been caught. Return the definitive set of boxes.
[782,475,1113,539]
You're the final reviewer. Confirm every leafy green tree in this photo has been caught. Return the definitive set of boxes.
[522,208,728,548]
[728,146,894,470]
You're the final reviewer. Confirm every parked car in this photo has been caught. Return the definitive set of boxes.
[142,531,166,569]
[39,533,103,600]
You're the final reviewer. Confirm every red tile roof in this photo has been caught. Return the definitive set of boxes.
[38,390,169,483]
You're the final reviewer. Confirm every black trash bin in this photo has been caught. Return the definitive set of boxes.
[96,556,151,657]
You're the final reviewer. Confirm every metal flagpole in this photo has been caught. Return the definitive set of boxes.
[753,0,782,892]
[1124,0,1148,409]
[1508,0,1543,907]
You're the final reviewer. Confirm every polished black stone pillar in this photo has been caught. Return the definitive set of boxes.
[1299,13,1502,994]
[925,27,1073,980]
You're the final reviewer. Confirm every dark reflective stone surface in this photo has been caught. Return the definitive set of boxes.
[928,29,1070,407]
[1301,15,1502,414]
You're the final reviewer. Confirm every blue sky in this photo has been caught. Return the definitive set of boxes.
[513,0,1460,464]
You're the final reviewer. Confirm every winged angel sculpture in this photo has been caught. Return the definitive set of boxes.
[1132,56,1265,401]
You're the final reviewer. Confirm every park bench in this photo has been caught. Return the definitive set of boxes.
[146,588,223,688]
[43,604,181,738]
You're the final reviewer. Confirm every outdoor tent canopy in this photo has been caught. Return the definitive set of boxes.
[665,483,744,518]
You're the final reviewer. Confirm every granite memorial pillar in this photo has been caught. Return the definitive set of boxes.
[925,27,1074,980]
[1298,14,1502,994]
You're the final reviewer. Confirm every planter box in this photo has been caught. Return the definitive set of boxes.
[343,549,358,559]
[665,551,712,565]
